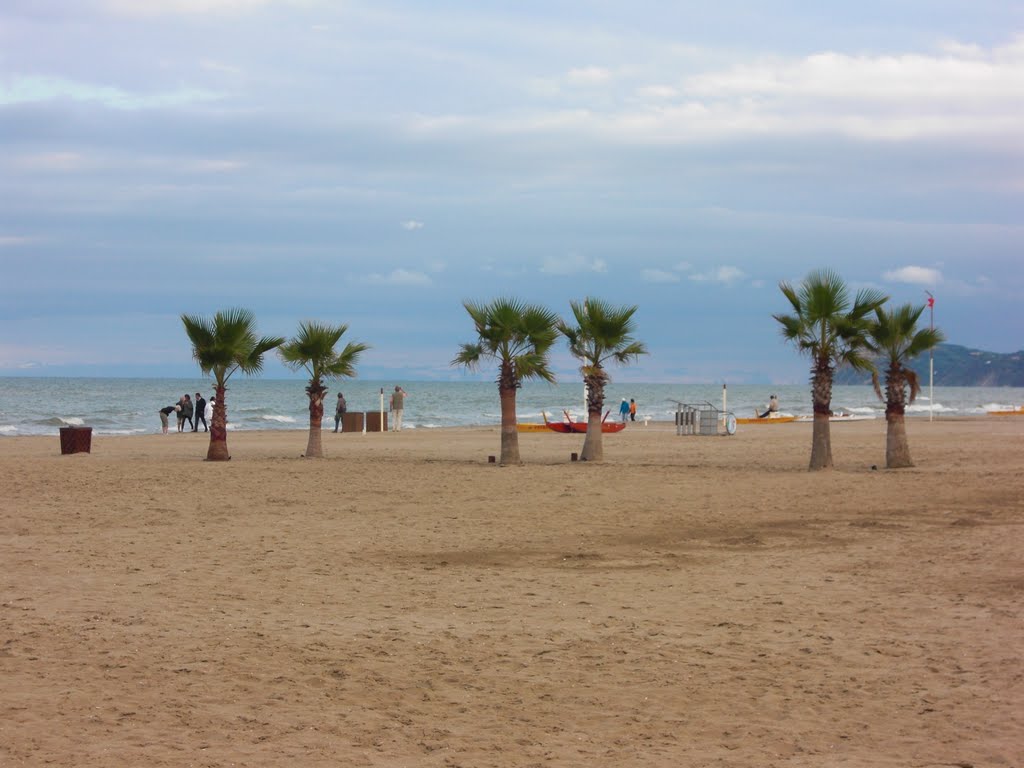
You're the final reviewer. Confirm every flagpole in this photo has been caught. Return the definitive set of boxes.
[925,291,934,422]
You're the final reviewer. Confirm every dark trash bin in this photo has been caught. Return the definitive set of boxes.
[340,412,364,433]
[59,426,93,455]
[364,411,388,432]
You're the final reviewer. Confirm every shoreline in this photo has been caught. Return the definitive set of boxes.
[1,412,998,441]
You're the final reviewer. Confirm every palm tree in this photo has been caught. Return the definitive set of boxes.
[774,270,887,470]
[452,298,560,465]
[181,308,285,461]
[279,321,370,459]
[559,297,647,462]
[868,303,945,468]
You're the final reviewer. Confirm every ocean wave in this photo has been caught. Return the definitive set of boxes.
[845,406,880,414]
[905,402,956,413]
[0,425,18,435]
[982,402,1021,413]
[259,414,298,424]
[35,416,86,427]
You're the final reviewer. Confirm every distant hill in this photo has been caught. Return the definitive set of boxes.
[834,344,1024,387]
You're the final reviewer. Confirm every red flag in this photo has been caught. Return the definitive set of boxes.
[927,296,935,308]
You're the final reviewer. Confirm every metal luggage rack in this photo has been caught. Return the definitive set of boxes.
[671,400,737,436]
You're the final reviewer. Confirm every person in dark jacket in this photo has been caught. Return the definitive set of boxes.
[193,392,208,432]
[334,392,347,432]
[178,395,193,432]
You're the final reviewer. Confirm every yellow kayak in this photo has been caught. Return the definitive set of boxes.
[516,423,550,432]
[735,415,797,425]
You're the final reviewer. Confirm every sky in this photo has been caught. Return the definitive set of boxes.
[1,0,1022,383]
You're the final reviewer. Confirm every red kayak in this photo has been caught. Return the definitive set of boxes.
[543,410,626,434]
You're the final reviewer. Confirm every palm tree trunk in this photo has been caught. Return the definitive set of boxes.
[207,385,230,461]
[808,358,833,470]
[498,385,521,465]
[884,365,913,468]
[809,414,833,470]
[580,411,604,461]
[885,413,913,468]
[305,391,326,458]
[579,370,606,462]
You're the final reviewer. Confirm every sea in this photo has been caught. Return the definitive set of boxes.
[1,377,1022,437]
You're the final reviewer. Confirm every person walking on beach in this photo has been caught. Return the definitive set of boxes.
[759,394,779,419]
[193,392,208,432]
[159,404,179,434]
[390,385,406,431]
[334,392,347,433]
[629,398,637,422]
[205,397,215,425]
[180,394,194,432]
[619,398,630,423]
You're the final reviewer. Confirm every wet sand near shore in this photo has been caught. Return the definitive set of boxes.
[2,418,1022,766]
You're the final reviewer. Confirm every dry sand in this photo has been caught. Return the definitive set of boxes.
[1,418,1022,767]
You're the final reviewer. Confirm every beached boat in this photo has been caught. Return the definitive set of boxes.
[795,412,875,423]
[543,410,626,434]
[735,413,797,425]
[987,406,1024,416]
[516,422,550,433]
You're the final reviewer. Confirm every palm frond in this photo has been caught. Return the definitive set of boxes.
[452,298,559,386]
[905,367,921,404]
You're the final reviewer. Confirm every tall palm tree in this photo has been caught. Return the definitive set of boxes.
[452,298,559,465]
[774,270,887,470]
[279,321,369,459]
[181,308,284,461]
[868,303,945,468]
[559,297,647,462]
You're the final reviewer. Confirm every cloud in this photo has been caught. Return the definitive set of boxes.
[191,160,246,173]
[567,67,612,86]
[641,262,692,283]
[0,76,220,110]
[689,266,746,284]
[415,37,1024,146]
[636,85,678,100]
[101,0,281,15]
[200,59,245,76]
[675,39,1024,142]
[882,266,942,285]
[540,253,607,275]
[12,153,91,172]
[641,269,681,284]
[365,269,432,286]
[400,220,424,231]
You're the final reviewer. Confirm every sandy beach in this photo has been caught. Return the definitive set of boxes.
[1,418,1021,766]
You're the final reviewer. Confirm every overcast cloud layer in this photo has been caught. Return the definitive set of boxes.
[2,1,1022,382]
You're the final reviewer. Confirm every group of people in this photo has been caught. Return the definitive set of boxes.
[333,385,408,432]
[159,392,213,434]
[618,398,638,423]
[159,385,413,435]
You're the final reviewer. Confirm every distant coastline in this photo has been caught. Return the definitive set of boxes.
[834,343,1024,387]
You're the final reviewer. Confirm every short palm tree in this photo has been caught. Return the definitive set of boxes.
[279,321,369,459]
[452,298,560,465]
[181,308,285,461]
[559,298,647,462]
[773,270,887,470]
[868,303,945,468]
